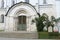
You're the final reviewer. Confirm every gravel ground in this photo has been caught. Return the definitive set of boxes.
[0,37,58,40]
[0,37,36,40]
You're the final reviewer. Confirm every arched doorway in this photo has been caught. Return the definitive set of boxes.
[17,16,26,31]
[5,2,37,31]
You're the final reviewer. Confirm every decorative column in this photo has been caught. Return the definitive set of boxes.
[13,17,18,31]
[27,16,31,32]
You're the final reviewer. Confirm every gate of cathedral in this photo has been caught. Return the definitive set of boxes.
[17,16,26,31]
[5,2,37,32]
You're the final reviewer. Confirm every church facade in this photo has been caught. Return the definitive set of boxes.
[5,2,37,31]
[0,0,57,32]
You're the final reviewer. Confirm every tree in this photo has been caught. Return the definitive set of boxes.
[42,14,55,32]
[32,13,47,32]
[42,13,49,32]
[32,13,60,32]
[44,16,60,32]
[50,16,56,32]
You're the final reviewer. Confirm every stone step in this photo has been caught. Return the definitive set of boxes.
[0,31,38,39]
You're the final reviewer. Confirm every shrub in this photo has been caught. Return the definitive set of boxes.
[38,32,49,39]
[49,32,59,36]
[48,32,59,39]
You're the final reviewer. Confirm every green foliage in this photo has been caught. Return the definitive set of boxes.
[32,13,47,32]
[32,13,60,32]
[48,32,59,39]
[36,16,46,32]
[32,13,50,32]
[0,29,4,32]
[49,32,59,36]
[38,32,49,39]
[38,32,59,39]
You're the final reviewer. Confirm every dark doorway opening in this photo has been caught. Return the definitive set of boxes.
[17,16,26,31]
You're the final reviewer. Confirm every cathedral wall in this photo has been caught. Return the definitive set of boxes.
[0,9,6,30]
[35,0,56,19]
[39,4,57,20]
[5,16,15,31]
[26,15,37,32]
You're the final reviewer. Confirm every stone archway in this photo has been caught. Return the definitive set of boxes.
[5,2,37,32]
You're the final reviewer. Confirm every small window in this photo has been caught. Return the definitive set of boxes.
[43,0,47,4]
[0,14,4,23]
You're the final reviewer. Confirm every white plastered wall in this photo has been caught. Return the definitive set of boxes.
[5,3,37,32]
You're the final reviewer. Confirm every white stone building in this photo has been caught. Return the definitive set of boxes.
[0,0,57,32]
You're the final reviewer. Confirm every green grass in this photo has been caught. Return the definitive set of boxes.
[38,32,60,39]
[0,30,4,32]
[38,32,49,39]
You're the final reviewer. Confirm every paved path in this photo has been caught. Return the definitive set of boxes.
[0,31,38,39]
[0,37,35,40]
[0,37,59,40]
[0,37,58,40]
[0,37,38,40]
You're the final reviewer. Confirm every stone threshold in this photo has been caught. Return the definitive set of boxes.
[0,31,38,39]
[0,31,37,33]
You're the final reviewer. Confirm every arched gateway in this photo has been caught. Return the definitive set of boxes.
[5,2,37,32]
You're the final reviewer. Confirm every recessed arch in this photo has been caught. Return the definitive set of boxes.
[5,2,37,31]
[5,2,37,16]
